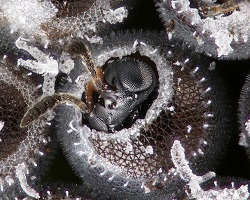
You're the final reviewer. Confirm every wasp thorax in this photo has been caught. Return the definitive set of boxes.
[85,58,158,133]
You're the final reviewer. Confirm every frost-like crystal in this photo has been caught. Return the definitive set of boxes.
[16,37,59,95]
[103,7,128,24]
[171,140,250,200]
[0,0,57,37]
[1,0,128,47]
[0,121,4,131]
[15,163,40,199]
[245,119,250,135]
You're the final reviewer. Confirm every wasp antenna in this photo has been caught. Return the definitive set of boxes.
[20,93,88,128]
[79,44,105,92]
[59,93,88,113]
[20,95,59,128]
[67,39,96,76]
[80,54,96,77]
[67,39,105,91]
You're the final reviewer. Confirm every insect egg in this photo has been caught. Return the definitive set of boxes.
[0,59,55,199]
[155,0,250,59]
[54,31,233,199]
[0,0,249,198]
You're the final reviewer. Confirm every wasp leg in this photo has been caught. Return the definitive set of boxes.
[95,67,105,92]
[85,67,105,112]
[79,42,105,92]
[86,81,96,112]
[20,93,87,128]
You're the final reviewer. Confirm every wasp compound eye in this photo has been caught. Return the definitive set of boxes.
[105,58,155,93]
[155,0,250,59]
[54,31,233,199]
[86,58,157,132]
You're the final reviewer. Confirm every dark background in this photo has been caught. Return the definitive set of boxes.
[43,0,250,185]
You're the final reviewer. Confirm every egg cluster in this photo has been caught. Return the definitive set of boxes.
[0,0,249,199]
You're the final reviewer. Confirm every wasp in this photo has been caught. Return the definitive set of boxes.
[20,41,157,132]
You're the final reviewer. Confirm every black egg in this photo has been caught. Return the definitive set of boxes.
[155,0,250,59]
